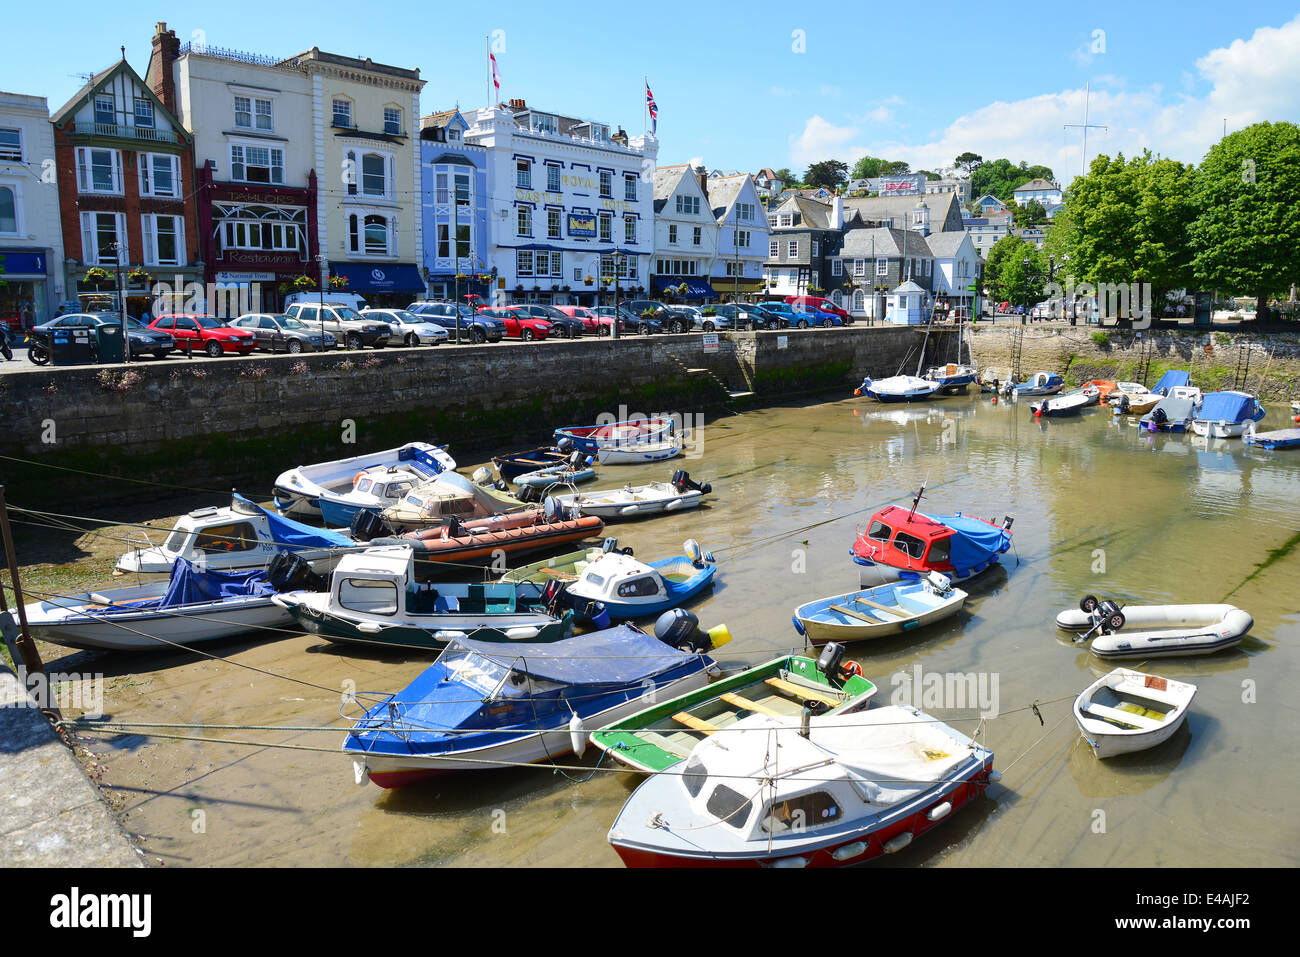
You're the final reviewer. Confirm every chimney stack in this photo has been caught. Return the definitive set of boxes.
[147,22,180,115]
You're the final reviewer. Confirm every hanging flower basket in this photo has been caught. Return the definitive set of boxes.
[83,267,113,283]
[584,275,594,285]
[329,275,349,290]
[127,267,153,285]
[293,275,316,291]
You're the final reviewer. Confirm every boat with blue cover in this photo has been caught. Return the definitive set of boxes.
[1007,371,1064,396]
[564,540,717,620]
[849,486,1013,586]
[273,443,456,520]
[855,374,941,403]
[1190,391,1265,439]
[1138,394,1199,433]
[115,493,358,576]
[341,614,728,787]
[23,557,301,651]
[1244,427,1300,450]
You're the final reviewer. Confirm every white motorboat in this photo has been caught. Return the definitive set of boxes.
[855,375,941,402]
[115,494,357,576]
[1190,391,1266,439]
[1030,386,1098,417]
[551,471,711,521]
[23,559,294,651]
[272,442,456,519]
[1057,596,1252,658]
[1109,382,1161,415]
[369,470,528,535]
[596,438,683,465]
[1073,668,1197,758]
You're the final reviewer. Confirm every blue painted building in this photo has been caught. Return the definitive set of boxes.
[419,110,492,301]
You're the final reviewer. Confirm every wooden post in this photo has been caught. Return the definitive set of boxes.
[0,486,44,676]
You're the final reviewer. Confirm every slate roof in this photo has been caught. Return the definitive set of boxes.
[838,226,934,259]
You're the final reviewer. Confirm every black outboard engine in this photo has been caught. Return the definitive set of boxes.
[515,484,540,504]
[266,551,328,593]
[492,476,510,492]
[816,641,847,680]
[1096,600,1126,634]
[1152,406,1168,425]
[444,516,464,539]
[542,579,610,630]
[350,508,389,543]
[654,608,727,653]
[557,437,574,453]
[567,450,587,469]
[671,470,712,495]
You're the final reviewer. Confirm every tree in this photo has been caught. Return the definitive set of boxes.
[805,159,849,189]
[984,235,1045,305]
[916,169,942,181]
[850,155,910,181]
[1188,121,1300,321]
[954,152,983,176]
[773,167,800,189]
[971,158,1056,205]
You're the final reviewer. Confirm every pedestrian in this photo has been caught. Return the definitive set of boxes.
[1,323,13,361]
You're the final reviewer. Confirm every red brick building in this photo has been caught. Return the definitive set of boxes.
[51,57,201,316]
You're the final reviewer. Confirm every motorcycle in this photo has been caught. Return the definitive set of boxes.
[27,334,50,365]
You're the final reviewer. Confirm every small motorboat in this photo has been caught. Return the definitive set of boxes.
[1030,385,1098,417]
[369,470,528,535]
[552,471,712,521]
[273,544,591,653]
[342,612,728,787]
[922,363,978,394]
[317,462,431,528]
[1109,382,1161,415]
[597,438,683,465]
[21,557,305,652]
[1056,595,1253,658]
[1008,372,1064,396]
[115,494,358,576]
[855,375,941,403]
[553,416,676,454]
[792,572,967,645]
[493,444,577,482]
[1190,391,1265,439]
[1073,668,1197,759]
[606,703,996,868]
[565,540,717,620]
[591,641,877,772]
[1082,380,1118,401]
[849,486,1013,586]
[498,539,628,584]
[1138,395,1199,433]
[514,457,598,488]
[272,443,456,519]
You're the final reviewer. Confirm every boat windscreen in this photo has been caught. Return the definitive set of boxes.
[455,624,695,684]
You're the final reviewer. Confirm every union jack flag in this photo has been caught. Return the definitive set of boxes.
[645,81,657,133]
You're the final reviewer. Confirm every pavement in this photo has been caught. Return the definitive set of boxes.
[0,662,143,867]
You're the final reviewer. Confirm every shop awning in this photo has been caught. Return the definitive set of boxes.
[651,277,719,299]
[331,263,424,293]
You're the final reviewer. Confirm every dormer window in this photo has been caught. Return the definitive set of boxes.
[134,98,155,129]
[94,94,114,127]
[448,128,460,141]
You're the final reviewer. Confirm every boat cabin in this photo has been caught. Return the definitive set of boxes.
[856,506,956,571]
[383,471,522,526]
[568,552,679,605]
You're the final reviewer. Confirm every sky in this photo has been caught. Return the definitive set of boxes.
[5,0,1300,185]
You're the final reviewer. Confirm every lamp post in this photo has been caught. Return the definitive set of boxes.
[1021,256,1029,325]
[315,254,328,348]
[111,241,128,364]
[612,252,623,341]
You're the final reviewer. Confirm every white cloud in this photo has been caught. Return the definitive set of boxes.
[794,14,1300,183]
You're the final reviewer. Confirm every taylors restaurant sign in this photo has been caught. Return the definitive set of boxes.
[879,174,925,196]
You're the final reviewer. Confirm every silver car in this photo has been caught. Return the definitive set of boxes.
[361,308,449,346]
[678,305,730,332]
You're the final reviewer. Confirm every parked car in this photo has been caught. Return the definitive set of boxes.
[485,306,552,341]
[591,305,645,336]
[712,304,762,331]
[406,300,504,343]
[614,302,666,335]
[33,312,176,360]
[621,299,692,334]
[284,302,390,349]
[758,301,811,327]
[231,313,335,353]
[149,314,257,357]
[788,303,842,327]
[677,305,731,332]
[553,305,602,335]
[786,295,852,324]
[283,291,369,313]
[748,303,790,329]
[360,308,448,346]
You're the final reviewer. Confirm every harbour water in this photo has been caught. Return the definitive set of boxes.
[17,390,1300,867]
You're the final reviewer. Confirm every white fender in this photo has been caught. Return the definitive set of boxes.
[569,712,586,757]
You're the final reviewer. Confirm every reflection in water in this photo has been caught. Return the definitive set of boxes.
[85,391,1300,867]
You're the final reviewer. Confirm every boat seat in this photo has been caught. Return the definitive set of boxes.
[764,677,845,707]
[433,594,459,613]
[407,588,439,614]
[1081,703,1165,730]
[719,692,784,717]
[672,711,719,734]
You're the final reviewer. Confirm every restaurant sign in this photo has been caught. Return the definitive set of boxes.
[567,214,597,238]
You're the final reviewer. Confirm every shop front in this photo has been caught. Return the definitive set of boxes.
[331,263,425,308]
[710,276,765,303]
[0,248,56,330]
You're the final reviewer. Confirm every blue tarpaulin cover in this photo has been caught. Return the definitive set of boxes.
[457,624,694,684]
[927,513,1011,577]
[234,493,352,548]
[1196,391,1257,423]
[103,558,275,613]
[1152,370,1190,394]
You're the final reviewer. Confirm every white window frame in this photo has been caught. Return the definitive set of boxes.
[668,224,678,245]
[138,152,181,198]
[0,126,23,162]
[142,213,186,267]
[229,140,285,185]
[787,240,798,258]
[516,159,531,189]
[624,216,636,244]
[831,259,843,276]
[93,94,115,127]
[624,174,636,201]
[332,99,353,129]
[598,213,612,242]
[517,206,532,237]
[877,259,888,277]
[768,239,779,258]
[383,107,402,136]
[547,208,562,239]
[0,182,24,237]
[693,226,701,246]
[79,210,128,265]
[546,163,561,194]
[75,147,122,194]
[133,98,155,129]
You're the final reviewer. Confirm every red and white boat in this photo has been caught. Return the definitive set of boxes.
[850,486,1013,586]
[553,416,675,453]
[607,705,996,868]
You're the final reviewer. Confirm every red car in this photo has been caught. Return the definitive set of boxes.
[553,305,602,334]
[482,306,552,341]
[149,314,257,357]
[786,295,852,324]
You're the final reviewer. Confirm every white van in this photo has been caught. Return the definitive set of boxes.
[283,291,369,313]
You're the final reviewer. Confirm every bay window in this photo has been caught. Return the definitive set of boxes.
[75,147,121,193]
[139,153,179,198]
[143,214,185,267]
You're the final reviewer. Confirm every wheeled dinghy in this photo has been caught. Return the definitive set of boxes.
[551,471,712,521]
[1057,595,1252,658]
[1073,668,1197,759]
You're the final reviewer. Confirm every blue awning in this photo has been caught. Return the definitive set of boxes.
[652,278,719,299]
[331,263,424,293]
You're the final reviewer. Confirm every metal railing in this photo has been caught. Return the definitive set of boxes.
[178,42,286,68]
[72,122,178,144]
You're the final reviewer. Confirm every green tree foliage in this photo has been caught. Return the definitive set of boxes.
[804,159,849,189]
[1188,121,1300,319]
[850,156,911,180]
[954,152,983,176]
[917,169,942,181]
[773,167,799,188]
[970,158,1055,205]
[984,235,1046,305]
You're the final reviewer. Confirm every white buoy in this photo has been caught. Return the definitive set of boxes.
[569,712,587,757]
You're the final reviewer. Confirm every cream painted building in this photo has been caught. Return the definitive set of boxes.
[0,91,65,324]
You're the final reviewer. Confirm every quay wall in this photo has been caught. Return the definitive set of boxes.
[969,324,1300,401]
[0,326,953,506]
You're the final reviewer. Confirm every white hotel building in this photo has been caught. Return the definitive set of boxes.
[465,99,657,306]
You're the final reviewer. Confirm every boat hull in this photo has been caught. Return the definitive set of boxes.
[793,583,967,645]
[1073,669,1197,759]
[283,602,566,653]
[25,595,289,652]
[1057,604,1252,658]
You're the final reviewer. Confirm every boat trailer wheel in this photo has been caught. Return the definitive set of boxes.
[1080,594,1099,613]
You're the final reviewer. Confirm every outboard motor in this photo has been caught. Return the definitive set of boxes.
[599,537,624,554]
[350,508,389,543]
[444,516,464,539]
[653,608,731,654]
[557,437,574,453]
[671,470,712,495]
[266,551,328,593]
[542,578,611,630]
[925,570,953,595]
[472,466,494,487]
[566,450,587,469]
[542,495,563,522]
[492,476,510,492]
[683,539,714,568]
[814,641,863,696]
[516,484,540,504]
